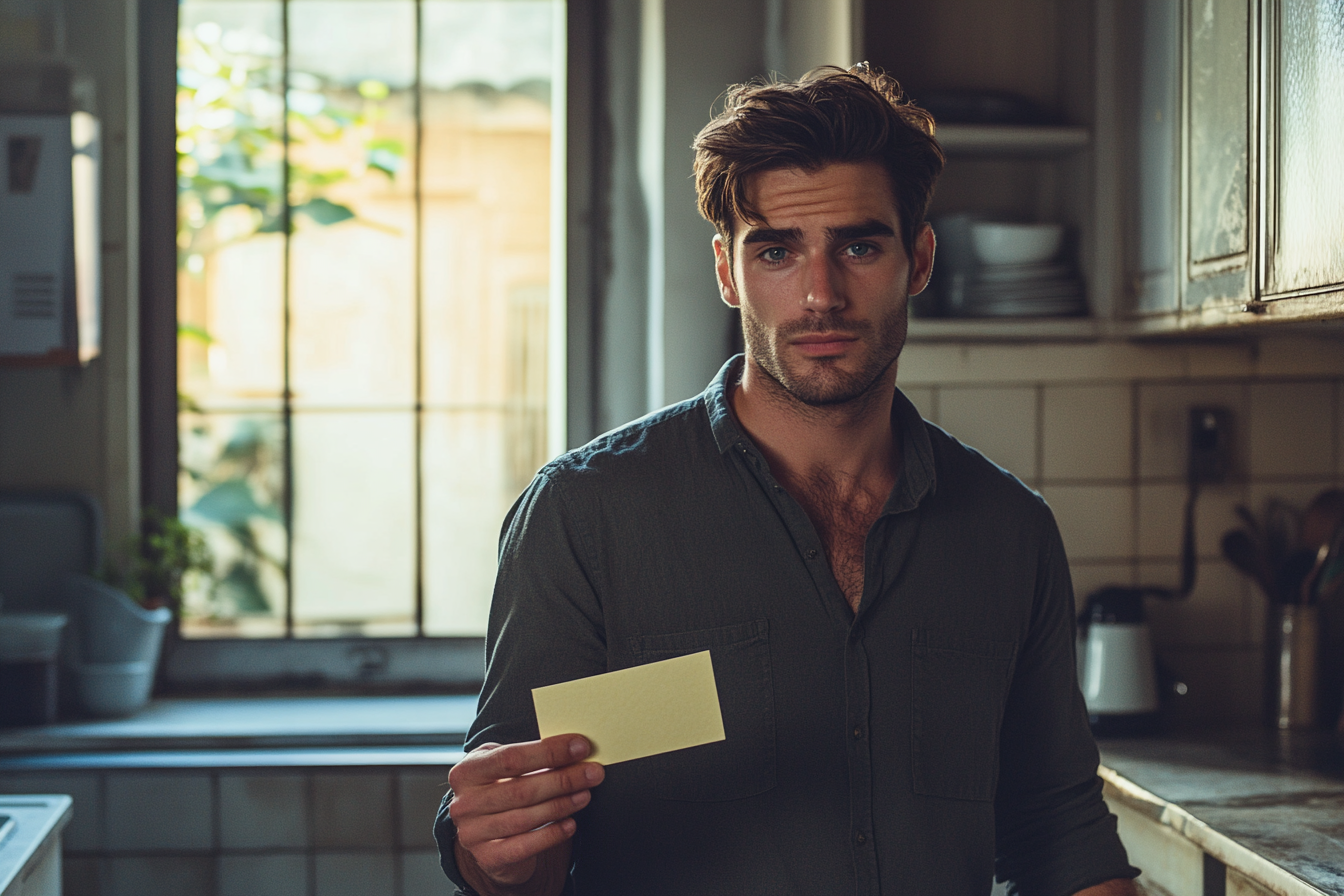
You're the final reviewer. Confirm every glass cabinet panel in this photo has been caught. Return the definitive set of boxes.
[1181,0,1255,310]
[1187,0,1250,266]
[1268,0,1344,294]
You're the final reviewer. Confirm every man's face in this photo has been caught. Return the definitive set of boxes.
[714,161,934,407]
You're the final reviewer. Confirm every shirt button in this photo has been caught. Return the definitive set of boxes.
[806,549,818,559]
[856,832,866,845]
[852,726,863,739]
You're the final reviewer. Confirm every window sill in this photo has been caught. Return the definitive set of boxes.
[0,695,475,770]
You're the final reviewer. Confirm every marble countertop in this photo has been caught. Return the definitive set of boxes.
[1099,731,1344,896]
[0,794,71,895]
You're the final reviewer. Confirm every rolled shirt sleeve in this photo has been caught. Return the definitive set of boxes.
[435,472,605,895]
[993,509,1139,895]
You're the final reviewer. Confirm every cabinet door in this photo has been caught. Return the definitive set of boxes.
[1134,0,1182,315]
[1263,0,1344,297]
[1182,0,1256,310]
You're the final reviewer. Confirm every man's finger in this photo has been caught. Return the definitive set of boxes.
[450,735,591,787]
[471,817,578,879]
[459,789,591,846]
[457,761,604,819]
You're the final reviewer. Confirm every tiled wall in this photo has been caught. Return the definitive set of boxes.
[897,335,1344,728]
[0,766,451,896]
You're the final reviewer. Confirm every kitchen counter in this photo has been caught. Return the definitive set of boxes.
[0,794,71,896]
[1099,731,1344,896]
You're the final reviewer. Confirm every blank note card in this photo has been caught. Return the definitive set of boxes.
[531,650,725,765]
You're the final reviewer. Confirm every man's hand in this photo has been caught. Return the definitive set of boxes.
[447,734,605,896]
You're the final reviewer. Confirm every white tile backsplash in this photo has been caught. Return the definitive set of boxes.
[1041,384,1133,481]
[1042,485,1135,561]
[62,856,102,896]
[0,772,102,851]
[219,773,309,849]
[1248,381,1335,476]
[939,385,1039,481]
[1136,482,1247,561]
[398,772,449,849]
[1254,336,1344,377]
[1138,382,1249,481]
[31,765,454,896]
[220,853,310,896]
[314,851,396,896]
[313,772,394,849]
[1246,479,1341,520]
[107,856,216,896]
[104,773,213,851]
[1185,342,1256,379]
[1142,560,1249,649]
[402,849,447,896]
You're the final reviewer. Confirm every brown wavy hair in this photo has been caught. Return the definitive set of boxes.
[693,65,944,262]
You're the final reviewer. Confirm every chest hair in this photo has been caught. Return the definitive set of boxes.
[790,470,888,614]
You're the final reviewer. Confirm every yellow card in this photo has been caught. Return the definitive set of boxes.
[531,651,725,765]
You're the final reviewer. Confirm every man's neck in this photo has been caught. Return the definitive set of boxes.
[729,356,901,493]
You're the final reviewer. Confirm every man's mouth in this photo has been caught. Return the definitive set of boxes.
[789,333,859,356]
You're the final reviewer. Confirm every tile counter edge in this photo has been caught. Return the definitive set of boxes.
[1098,764,1329,896]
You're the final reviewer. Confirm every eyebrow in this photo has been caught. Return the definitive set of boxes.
[741,227,802,245]
[740,219,897,246]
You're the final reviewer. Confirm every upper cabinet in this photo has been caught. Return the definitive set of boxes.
[863,0,1344,338]
[1130,0,1344,330]
[1263,0,1344,301]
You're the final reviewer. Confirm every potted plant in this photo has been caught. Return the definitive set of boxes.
[60,510,213,717]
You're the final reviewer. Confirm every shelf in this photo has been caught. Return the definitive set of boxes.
[935,124,1091,156]
[907,316,1104,342]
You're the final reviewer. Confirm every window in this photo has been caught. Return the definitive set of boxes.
[169,0,565,668]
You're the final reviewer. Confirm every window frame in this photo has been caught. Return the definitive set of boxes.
[141,0,599,693]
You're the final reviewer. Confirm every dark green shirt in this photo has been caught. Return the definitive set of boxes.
[437,356,1137,896]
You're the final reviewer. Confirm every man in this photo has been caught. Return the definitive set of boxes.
[435,66,1140,896]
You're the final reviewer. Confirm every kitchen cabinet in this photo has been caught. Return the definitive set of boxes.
[1262,0,1344,302]
[1131,0,1344,329]
[864,0,1344,339]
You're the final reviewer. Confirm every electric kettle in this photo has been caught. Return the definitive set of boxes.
[1076,586,1161,736]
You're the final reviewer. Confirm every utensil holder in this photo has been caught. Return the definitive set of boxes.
[1266,604,1320,729]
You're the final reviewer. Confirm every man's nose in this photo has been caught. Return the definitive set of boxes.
[802,256,845,313]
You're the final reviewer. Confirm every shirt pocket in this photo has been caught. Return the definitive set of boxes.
[629,618,776,802]
[910,629,1018,802]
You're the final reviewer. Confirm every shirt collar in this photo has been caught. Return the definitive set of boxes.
[703,354,938,511]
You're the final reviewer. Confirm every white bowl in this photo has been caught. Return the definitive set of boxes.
[970,222,1064,266]
[74,660,155,717]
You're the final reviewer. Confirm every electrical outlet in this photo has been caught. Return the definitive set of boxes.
[1188,406,1233,484]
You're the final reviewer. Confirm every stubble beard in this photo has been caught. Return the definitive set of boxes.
[740,297,909,409]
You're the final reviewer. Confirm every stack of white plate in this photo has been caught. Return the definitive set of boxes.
[962,222,1088,318]
[965,262,1087,317]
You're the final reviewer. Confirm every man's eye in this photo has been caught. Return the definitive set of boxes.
[761,247,788,263]
[845,243,873,258]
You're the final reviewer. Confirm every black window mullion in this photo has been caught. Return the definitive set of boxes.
[413,0,426,637]
[281,0,296,639]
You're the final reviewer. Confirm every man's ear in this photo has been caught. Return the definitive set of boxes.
[907,223,936,297]
[713,234,740,308]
